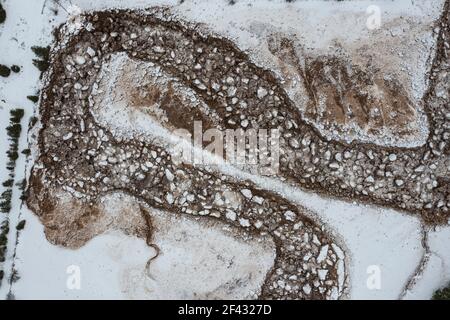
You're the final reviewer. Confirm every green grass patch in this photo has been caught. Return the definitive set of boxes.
[10,65,20,73]
[16,220,26,231]
[433,283,450,300]
[0,4,6,24]
[0,64,11,77]
[27,95,39,103]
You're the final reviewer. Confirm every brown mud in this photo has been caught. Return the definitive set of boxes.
[26,3,450,299]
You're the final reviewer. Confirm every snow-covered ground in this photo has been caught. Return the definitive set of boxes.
[0,0,449,300]
[11,204,275,299]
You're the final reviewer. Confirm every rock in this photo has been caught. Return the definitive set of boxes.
[165,169,174,182]
[252,196,264,205]
[317,245,329,263]
[240,188,252,199]
[86,47,96,57]
[289,138,300,149]
[165,193,174,204]
[225,210,237,221]
[239,218,251,227]
[303,284,312,295]
[284,210,297,222]
[331,244,345,259]
[257,87,268,99]
[389,153,397,162]
[194,80,207,90]
[227,86,237,97]
[365,176,375,183]
[329,162,340,170]
[414,165,425,173]
[302,136,311,146]
[153,46,165,53]
[74,55,86,65]
[318,269,328,281]
[62,132,73,140]
[108,157,118,164]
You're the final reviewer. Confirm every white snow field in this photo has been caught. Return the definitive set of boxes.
[0,0,449,300]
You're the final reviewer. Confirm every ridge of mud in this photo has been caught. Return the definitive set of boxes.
[38,6,449,223]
